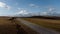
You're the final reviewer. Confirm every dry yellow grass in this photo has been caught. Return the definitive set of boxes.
[0,17,28,34]
[0,17,38,34]
[22,18,60,32]
[0,17,17,34]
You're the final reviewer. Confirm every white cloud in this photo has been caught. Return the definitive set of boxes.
[40,7,55,16]
[17,9,29,15]
[0,2,11,10]
[0,2,6,7]
[40,12,48,16]
[48,8,55,11]
[29,4,35,7]
[29,4,39,8]
[17,8,21,11]
[5,5,11,10]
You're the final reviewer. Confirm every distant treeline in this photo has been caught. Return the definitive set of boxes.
[21,16,60,20]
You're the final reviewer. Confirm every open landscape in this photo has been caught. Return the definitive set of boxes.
[0,0,60,34]
[22,18,60,32]
[0,17,38,34]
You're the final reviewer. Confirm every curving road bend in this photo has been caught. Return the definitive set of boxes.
[17,18,60,34]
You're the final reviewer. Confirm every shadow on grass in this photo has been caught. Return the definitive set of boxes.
[0,22,28,34]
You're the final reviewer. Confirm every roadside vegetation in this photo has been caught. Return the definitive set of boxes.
[22,18,60,32]
[0,17,17,34]
[0,17,27,34]
[0,17,38,34]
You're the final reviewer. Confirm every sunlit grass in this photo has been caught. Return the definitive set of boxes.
[22,18,60,32]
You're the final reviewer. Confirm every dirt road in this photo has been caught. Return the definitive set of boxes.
[17,18,60,34]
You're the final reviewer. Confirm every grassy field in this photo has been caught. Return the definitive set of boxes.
[0,17,38,34]
[0,17,17,34]
[22,18,60,32]
[0,17,28,34]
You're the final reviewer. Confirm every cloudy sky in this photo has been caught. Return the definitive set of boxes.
[0,0,60,16]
